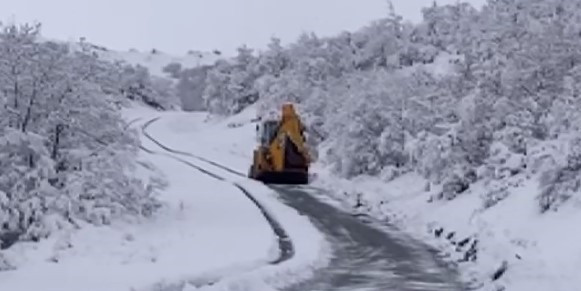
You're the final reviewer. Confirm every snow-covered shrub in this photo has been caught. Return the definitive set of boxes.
[118,64,179,110]
[538,136,581,212]
[0,254,14,271]
[414,133,453,184]
[203,46,262,115]
[438,169,474,201]
[165,64,211,111]
[0,129,59,239]
[487,142,526,180]
[538,167,576,212]
[482,185,510,209]
[199,0,581,213]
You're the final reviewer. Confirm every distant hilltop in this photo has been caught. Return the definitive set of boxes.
[95,46,221,77]
[70,39,222,77]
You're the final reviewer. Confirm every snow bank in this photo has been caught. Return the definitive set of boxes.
[311,167,581,291]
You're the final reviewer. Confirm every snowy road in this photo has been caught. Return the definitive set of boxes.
[134,109,462,290]
[275,186,462,291]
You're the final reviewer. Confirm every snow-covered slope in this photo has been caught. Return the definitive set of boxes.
[60,39,220,77]
[100,49,220,77]
[311,167,581,291]
[78,42,221,77]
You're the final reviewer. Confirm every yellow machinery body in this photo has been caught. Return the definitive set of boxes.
[249,104,310,184]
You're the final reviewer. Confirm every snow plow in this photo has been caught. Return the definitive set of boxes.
[248,103,310,185]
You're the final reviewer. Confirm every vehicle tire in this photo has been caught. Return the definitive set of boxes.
[248,165,256,179]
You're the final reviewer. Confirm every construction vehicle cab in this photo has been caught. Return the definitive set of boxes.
[249,104,310,185]
[257,119,279,146]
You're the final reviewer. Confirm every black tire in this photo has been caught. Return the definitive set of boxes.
[248,165,256,179]
[296,172,309,185]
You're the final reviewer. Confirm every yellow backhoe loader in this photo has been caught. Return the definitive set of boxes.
[248,103,310,184]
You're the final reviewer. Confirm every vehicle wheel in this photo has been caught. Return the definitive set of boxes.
[248,165,255,179]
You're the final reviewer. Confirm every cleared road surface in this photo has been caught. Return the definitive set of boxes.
[142,117,463,291]
[274,186,463,291]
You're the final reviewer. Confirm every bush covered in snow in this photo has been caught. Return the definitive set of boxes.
[194,1,581,289]
[163,63,211,111]
[0,24,160,246]
[117,63,179,110]
[200,0,581,211]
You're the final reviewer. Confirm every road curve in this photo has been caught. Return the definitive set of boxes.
[140,117,463,291]
[276,186,463,291]
[140,118,294,267]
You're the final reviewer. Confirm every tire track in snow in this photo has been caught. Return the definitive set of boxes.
[142,117,246,177]
[139,118,461,290]
[138,117,294,288]
[141,118,295,262]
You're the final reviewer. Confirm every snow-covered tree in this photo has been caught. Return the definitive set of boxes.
[203,45,262,115]
[117,64,178,110]
[200,0,581,211]
[165,64,211,111]
[0,23,161,244]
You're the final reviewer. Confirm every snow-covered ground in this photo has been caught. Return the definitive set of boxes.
[0,106,328,291]
[311,166,581,291]
[63,39,220,77]
[97,47,220,77]
[129,106,330,291]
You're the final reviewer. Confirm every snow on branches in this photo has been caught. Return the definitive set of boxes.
[201,0,581,211]
[0,24,161,246]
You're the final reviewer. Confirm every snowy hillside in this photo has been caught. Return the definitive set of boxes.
[91,44,223,111]
[68,41,224,111]
[92,45,221,77]
[312,168,581,291]
[195,0,581,290]
[4,0,581,289]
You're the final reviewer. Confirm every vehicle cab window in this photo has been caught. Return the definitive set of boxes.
[257,120,279,146]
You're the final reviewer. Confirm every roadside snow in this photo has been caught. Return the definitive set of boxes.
[311,167,581,291]
[139,107,259,175]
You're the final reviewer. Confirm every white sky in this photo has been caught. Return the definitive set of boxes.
[0,0,486,55]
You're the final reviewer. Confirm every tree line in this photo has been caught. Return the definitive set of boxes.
[196,0,581,212]
[0,24,168,256]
